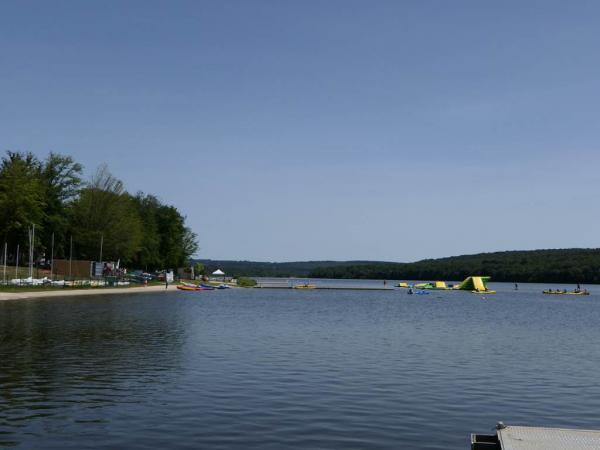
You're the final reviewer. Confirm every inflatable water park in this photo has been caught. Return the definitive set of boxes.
[397,276,496,294]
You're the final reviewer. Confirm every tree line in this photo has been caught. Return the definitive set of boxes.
[195,259,384,278]
[0,151,198,270]
[307,249,600,284]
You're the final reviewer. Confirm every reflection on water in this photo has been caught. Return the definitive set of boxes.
[1,284,600,449]
[0,295,186,448]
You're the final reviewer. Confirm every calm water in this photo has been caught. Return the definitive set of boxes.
[2,281,600,449]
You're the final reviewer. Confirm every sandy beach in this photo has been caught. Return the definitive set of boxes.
[0,284,179,302]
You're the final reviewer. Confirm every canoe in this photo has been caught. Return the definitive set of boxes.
[543,291,589,295]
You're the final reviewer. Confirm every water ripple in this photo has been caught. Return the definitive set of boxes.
[1,285,600,449]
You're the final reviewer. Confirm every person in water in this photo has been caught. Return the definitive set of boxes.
[514,283,518,290]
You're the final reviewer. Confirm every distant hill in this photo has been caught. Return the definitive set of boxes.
[198,249,600,284]
[194,259,390,278]
[307,249,600,284]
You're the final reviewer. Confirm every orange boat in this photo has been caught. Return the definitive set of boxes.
[177,285,213,291]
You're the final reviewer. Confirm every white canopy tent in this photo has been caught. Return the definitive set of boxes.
[212,269,225,281]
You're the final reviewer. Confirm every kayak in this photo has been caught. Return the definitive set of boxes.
[177,285,214,291]
[294,284,316,289]
[177,285,201,291]
[200,283,230,290]
[543,291,589,295]
[472,290,496,294]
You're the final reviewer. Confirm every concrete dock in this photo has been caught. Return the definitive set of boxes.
[472,422,600,450]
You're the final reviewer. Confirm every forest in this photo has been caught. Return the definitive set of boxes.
[199,249,600,284]
[196,259,383,278]
[307,249,600,284]
[0,151,198,270]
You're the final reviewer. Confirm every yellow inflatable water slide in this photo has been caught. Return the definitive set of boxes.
[397,276,496,294]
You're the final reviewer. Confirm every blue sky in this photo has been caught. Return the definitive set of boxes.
[1,1,599,261]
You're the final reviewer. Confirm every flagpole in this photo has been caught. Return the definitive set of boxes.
[15,244,19,279]
[69,235,73,281]
[50,232,54,281]
[32,224,35,278]
[28,226,32,278]
[3,242,6,285]
[99,233,104,267]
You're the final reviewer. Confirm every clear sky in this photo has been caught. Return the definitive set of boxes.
[1,1,599,262]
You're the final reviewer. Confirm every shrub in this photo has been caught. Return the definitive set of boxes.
[237,277,257,287]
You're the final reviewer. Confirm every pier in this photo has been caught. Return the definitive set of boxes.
[255,281,394,291]
[472,423,600,449]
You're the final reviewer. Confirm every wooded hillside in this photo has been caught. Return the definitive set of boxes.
[308,249,600,283]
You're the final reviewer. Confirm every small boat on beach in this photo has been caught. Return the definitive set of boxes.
[177,283,215,291]
[177,285,202,291]
[202,283,227,290]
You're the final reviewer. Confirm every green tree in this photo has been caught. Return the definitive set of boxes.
[129,193,198,271]
[131,193,162,270]
[194,262,205,276]
[39,152,82,258]
[155,205,196,269]
[0,152,45,251]
[69,165,142,262]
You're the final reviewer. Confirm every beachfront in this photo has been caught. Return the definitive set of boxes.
[0,284,179,302]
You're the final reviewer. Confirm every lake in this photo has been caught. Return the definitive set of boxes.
[2,281,600,449]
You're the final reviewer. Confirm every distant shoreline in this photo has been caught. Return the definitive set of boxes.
[199,249,600,284]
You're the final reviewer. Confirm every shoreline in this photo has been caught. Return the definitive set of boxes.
[0,284,179,302]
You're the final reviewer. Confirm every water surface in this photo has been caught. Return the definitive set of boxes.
[1,282,600,449]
